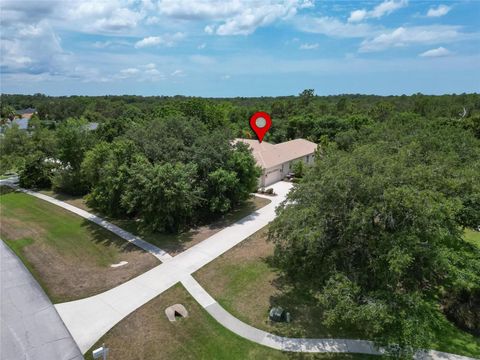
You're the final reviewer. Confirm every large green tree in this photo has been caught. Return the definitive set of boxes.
[269,117,480,354]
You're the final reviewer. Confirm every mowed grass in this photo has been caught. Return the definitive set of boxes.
[40,189,271,255]
[0,187,158,303]
[463,228,480,249]
[194,227,480,358]
[86,283,380,360]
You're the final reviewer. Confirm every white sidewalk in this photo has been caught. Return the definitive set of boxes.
[55,182,293,353]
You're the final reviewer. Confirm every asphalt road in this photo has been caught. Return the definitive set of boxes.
[0,240,83,360]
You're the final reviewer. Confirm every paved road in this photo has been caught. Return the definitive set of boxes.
[0,240,83,360]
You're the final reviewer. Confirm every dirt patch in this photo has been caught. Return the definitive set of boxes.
[20,239,158,302]
[0,216,47,240]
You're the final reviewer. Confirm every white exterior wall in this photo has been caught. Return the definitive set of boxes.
[260,153,315,188]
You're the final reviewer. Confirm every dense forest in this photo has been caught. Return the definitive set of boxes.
[1,91,479,355]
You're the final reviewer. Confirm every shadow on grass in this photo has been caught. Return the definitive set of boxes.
[79,220,146,254]
[0,186,15,195]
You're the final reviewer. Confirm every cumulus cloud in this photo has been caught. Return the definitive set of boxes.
[348,0,408,22]
[359,25,462,52]
[426,5,451,18]
[134,32,185,48]
[175,0,312,36]
[300,43,319,50]
[0,20,69,75]
[297,16,375,38]
[419,47,451,57]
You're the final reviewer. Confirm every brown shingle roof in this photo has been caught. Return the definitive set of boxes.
[234,138,317,169]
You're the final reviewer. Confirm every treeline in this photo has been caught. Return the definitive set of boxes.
[2,91,479,142]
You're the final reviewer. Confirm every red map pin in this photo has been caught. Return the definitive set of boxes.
[250,112,271,143]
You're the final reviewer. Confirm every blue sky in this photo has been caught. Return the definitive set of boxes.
[1,0,479,96]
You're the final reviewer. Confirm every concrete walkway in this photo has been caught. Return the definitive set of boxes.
[54,182,293,353]
[0,240,83,360]
[2,180,476,360]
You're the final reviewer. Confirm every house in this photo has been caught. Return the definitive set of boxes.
[234,138,317,187]
[16,108,36,119]
[0,118,30,134]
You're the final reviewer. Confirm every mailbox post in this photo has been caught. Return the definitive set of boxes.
[92,343,109,360]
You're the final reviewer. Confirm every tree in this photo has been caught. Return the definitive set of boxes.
[19,152,53,188]
[269,117,480,353]
[122,162,203,232]
[299,89,315,108]
[292,160,305,178]
[82,139,141,216]
[227,142,261,202]
[54,118,93,194]
[207,168,239,214]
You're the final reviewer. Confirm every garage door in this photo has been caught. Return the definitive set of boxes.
[264,167,283,186]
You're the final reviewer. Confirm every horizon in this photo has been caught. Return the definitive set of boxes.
[1,0,480,96]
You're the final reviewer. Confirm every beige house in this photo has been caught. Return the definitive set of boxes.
[235,138,317,187]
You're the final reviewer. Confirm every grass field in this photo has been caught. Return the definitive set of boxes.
[85,283,380,360]
[40,189,271,255]
[0,187,158,303]
[194,226,480,358]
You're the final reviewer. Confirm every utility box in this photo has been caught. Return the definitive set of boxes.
[269,307,290,322]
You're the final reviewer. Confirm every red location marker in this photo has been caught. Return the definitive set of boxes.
[250,112,271,143]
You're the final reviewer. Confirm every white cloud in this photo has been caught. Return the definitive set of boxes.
[171,69,185,77]
[426,5,451,18]
[0,20,69,75]
[348,9,367,23]
[120,68,140,75]
[419,47,451,57]
[134,32,185,48]
[197,43,206,49]
[143,63,157,69]
[359,25,462,52]
[300,43,318,50]
[172,0,311,36]
[348,0,408,22]
[297,16,376,38]
[221,74,231,80]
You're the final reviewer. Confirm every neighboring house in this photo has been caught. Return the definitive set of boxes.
[16,108,37,119]
[235,138,317,187]
[0,118,30,134]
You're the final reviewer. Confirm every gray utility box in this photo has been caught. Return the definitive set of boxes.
[269,307,291,322]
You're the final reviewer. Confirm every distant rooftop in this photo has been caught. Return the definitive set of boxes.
[16,108,36,115]
[234,138,317,169]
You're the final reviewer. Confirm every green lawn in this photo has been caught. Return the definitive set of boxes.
[40,189,271,255]
[463,228,480,249]
[194,226,480,358]
[85,283,380,360]
[0,187,158,302]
